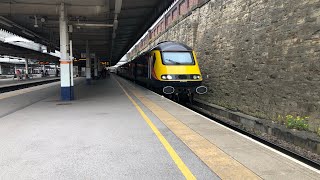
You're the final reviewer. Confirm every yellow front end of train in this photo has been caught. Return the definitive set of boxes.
[151,50,203,82]
[147,42,207,97]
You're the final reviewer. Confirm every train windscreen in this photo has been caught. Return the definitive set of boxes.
[161,52,195,65]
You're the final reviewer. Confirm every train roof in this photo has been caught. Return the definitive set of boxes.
[150,41,192,51]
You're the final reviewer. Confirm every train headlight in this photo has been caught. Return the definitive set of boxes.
[193,75,201,79]
[161,75,167,80]
[167,75,173,80]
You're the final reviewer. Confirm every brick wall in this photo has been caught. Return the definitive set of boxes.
[132,0,320,132]
[127,0,203,52]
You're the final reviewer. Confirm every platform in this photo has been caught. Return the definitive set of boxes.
[0,76,60,89]
[0,75,319,179]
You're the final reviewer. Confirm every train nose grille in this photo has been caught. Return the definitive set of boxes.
[196,86,207,94]
[178,75,187,79]
[163,86,175,94]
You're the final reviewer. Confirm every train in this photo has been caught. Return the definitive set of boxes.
[117,41,207,102]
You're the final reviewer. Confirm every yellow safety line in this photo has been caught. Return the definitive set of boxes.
[118,77,261,180]
[114,77,196,180]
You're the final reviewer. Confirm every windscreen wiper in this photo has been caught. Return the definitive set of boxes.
[165,59,181,65]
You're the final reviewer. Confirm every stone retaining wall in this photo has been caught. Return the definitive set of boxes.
[143,0,320,133]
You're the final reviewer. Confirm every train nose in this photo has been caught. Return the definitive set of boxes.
[163,86,175,94]
[196,86,207,94]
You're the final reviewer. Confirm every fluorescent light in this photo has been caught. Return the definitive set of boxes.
[74,23,113,28]
[4,36,31,43]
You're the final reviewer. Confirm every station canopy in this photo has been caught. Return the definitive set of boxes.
[0,0,174,65]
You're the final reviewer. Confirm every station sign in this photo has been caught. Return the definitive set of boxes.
[38,61,50,65]
[80,53,95,58]
[101,62,109,65]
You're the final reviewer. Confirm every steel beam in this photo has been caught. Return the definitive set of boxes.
[0,3,109,16]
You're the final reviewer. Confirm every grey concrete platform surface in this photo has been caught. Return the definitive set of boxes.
[0,76,217,179]
[117,76,320,180]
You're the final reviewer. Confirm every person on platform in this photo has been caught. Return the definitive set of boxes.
[101,67,107,78]
[55,69,60,77]
[15,69,21,80]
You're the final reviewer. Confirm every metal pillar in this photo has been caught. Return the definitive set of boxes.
[97,58,101,74]
[55,64,58,77]
[86,40,91,84]
[69,26,74,87]
[0,64,2,75]
[59,2,74,100]
[25,59,29,77]
[94,54,98,78]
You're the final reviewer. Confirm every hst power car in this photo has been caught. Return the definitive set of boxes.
[117,41,207,102]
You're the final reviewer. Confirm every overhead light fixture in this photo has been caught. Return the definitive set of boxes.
[0,19,13,27]
[34,15,38,28]
[40,17,46,23]
[113,20,118,30]
[76,19,81,29]
[4,36,31,43]
[68,25,73,33]
[74,23,113,28]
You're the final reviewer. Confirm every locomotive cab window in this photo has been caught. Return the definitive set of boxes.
[161,52,195,65]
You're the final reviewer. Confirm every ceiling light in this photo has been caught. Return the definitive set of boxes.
[113,20,118,29]
[34,15,38,28]
[74,23,113,28]
[4,36,31,43]
[40,17,46,23]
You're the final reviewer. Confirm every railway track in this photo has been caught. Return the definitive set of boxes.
[0,78,60,93]
[184,100,320,170]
